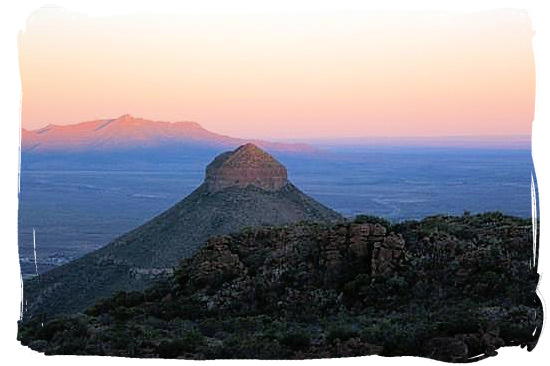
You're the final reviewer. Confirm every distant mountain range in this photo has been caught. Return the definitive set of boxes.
[21,114,316,153]
[21,114,531,154]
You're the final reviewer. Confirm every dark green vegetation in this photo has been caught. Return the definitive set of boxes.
[19,212,541,362]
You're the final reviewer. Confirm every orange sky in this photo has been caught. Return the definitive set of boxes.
[18,8,535,139]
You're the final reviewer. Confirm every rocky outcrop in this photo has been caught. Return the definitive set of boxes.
[348,223,405,275]
[205,143,288,193]
[187,236,247,287]
[178,222,405,315]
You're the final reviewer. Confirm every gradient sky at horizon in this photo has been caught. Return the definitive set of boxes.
[19,7,535,139]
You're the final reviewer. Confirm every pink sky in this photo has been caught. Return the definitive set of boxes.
[18,8,535,139]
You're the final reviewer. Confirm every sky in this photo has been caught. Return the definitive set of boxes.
[19,7,535,139]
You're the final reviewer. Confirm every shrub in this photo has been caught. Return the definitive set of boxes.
[157,330,206,358]
[326,323,359,344]
[158,339,186,358]
[280,330,311,350]
[354,215,391,229]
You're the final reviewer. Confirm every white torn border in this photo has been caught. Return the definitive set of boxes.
[532,171,546,344]
[7,2,550,366]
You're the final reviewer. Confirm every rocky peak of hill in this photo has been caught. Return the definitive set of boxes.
[205,143,288,193]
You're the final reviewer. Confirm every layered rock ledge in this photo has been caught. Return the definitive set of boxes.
[205,143,288,193]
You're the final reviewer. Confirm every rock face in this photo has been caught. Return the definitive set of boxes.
[23,144,343,319]
[205,143,288,193]
[179,222,406,315]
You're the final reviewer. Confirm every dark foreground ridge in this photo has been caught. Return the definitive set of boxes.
[22,144,343,319]
[19,212,541,361]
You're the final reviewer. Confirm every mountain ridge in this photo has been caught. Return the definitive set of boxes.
[21,114,316,154]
